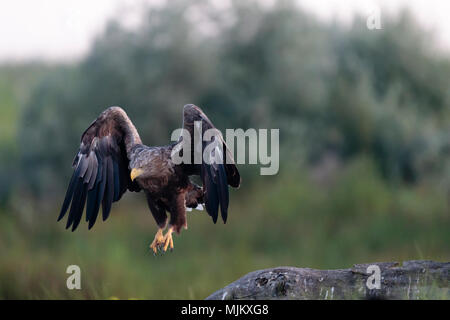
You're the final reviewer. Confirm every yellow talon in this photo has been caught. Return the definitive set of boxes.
[162,227,174,252]
[150,228,165,254]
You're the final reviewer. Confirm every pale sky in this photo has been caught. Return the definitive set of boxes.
[1,0,450,62]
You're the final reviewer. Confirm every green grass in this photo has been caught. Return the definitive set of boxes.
[0,157,448,299]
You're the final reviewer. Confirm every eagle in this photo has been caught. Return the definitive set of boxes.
[58,104,241,253]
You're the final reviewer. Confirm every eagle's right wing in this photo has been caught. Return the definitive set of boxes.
[58,106,141,231]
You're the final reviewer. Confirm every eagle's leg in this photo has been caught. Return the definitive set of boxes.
[150,228,165,254]
[145,193,169,254]
[161,192,187,252]
[162,226,174,252]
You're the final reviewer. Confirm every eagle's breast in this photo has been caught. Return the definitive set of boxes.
[131,145,178,193]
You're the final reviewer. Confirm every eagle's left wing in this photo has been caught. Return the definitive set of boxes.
[179,104,241,224]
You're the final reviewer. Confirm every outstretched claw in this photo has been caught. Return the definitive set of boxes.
[150,228,165,255]
[162,226,174,252]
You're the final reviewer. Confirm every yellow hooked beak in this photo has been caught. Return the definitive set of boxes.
[130,168,144,181]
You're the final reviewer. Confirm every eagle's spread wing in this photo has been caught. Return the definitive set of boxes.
[181,104,241,224]
[58,107,141,231]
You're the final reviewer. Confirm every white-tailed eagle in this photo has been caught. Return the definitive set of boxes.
[58,104,240,253]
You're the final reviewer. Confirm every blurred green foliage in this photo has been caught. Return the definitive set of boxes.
[0,63,55,206]
[0,0,448,299]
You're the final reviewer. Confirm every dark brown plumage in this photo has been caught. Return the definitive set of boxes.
[58,105,241,253]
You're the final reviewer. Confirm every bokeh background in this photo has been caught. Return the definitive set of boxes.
[0,0,449,299]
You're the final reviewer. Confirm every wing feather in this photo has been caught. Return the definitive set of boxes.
[202,163,219,223]
[216,162,229,223]
[58,106,142,231]
[182,104,240,223]
[102,155,114,221]
[58,164,82,222]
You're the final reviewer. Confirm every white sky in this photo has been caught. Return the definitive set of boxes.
[1,0,450,62]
